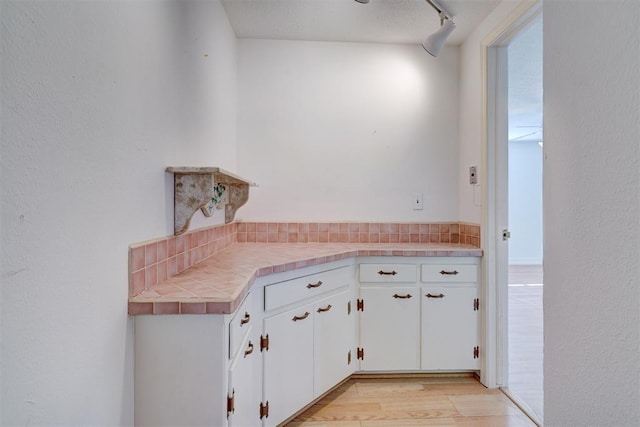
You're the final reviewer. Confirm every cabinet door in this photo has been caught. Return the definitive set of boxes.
[263,303,314,427]
[313,290,356,397]
[228,328,260,427]
[421,287,479,370]
[359,287,420,371]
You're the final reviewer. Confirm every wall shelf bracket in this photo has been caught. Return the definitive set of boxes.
[166,167,257,235]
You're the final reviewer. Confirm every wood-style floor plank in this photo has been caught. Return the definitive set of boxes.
[285,377,536,427]
[508,265,543,420]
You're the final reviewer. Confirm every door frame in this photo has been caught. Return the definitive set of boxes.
[479,0,542,389]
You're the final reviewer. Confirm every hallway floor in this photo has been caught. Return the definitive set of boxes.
[508,264,543,421]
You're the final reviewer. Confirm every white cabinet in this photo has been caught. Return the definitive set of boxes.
[262,288,356,427]
[421,264,478,283]
[263,303,315,427]
[421,286,479,370]
[134,256,481,427]
[135,292,262,427]
[314,290,356,396]
[264,266,351,311]
[359,263,417,283]
[358,258,480,372]
[358,262,421,371]
[228,329,260,427]
[261,264,356,426]
[227,292,261,427]
[420,260,479,371]
[358,286,420,371]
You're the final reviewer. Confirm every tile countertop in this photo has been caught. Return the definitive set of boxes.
[128,243,483,316]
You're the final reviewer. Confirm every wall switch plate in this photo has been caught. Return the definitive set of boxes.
[469,166,478,185]
[413,193,423,210]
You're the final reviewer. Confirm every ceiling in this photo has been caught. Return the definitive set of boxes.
[221,0,542,142]
[221,0,502,45]
[508,17,543,142]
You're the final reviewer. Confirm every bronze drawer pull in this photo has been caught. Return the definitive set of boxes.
[244,341,254,357]
[240,312,250,326]
[317,304,332,313]
[307,281,323,289]
[393,293,412,299]
[378,270,398,276]
[426,293,445,298]
[292,311,310,321]
[439,270,459,275]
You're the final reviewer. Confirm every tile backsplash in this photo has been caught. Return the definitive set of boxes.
[129,223,237,298]
[129,221,480,297]
[236,222,480,246]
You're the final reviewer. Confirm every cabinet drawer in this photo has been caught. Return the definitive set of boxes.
[421,264,478,283]
[229,293,253,359]
[264,266,351,311]
[359,264,417,283]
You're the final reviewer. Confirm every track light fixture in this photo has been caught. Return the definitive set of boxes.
[353,0,455,57]
[422,0,456,57]
[422,10,456,57]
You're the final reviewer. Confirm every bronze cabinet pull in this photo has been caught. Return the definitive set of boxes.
[292,311,310,321]
[392,293,412,299]
[316,304,332,313]
[244,341,254,357]
[426,293,445,298]
[378,270,398,276]
[307,281,323,289]
[439,270,459,275]
[240,311,250,326]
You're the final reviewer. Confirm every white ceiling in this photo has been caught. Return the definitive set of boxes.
[508,17,543,142]
[221,0,502,45]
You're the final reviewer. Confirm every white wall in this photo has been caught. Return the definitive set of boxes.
[0,1,237,425]
[543,1,639,425]
[508,140,542,265]
[236,39,460,222]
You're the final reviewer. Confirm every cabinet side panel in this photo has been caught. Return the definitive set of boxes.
[135,315,227,427]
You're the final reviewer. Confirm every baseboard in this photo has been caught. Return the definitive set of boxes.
[350,371,478,379]
[508,258,543,265]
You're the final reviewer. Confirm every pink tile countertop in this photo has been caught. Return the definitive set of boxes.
[128,243,483,316]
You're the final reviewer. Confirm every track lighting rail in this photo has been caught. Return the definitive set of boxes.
[353,0,456,57]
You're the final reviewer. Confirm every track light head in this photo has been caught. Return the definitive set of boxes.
[422,18,456,57]
[353,0,455,57]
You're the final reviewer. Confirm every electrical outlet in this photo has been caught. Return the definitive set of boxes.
[469,166,478,185]
[413,193,423,210]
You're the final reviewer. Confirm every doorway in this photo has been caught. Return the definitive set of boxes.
[481,3,543,426]
[506,16,543,422]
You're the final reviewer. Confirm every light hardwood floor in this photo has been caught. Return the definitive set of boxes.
[285,376,536,426]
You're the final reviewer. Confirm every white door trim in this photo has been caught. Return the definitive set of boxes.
[479,0,542,388]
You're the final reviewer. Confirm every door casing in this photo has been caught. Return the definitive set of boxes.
[479,0,542,389]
